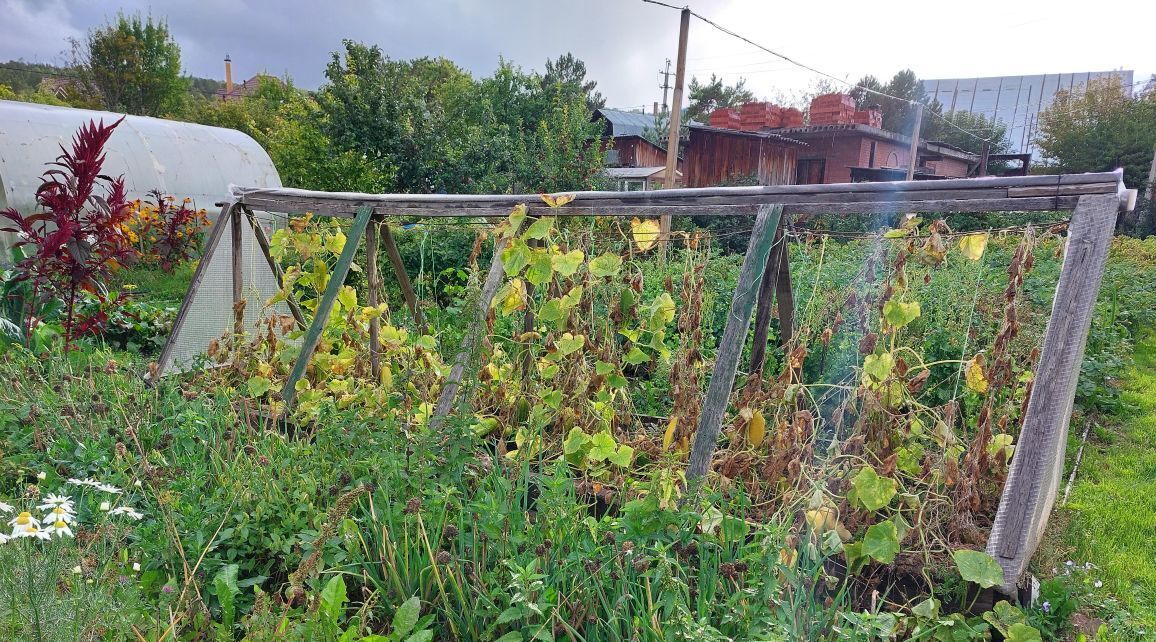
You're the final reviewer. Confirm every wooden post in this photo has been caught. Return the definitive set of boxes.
[775,239,795,348]
[687,204,784,481]
[748,225,786,375]
[978,140,991,178]
[151,201,237,380]
[660,7,690,239]
[281,206,373,407]
[986,191,1119,595]
[366,219,382,382]
[380,222,426,332]
[906,105,924,181]
[244,207,307,330]
[433,234,510,420]
[231,205,244,336]
[1146,146,1156,202]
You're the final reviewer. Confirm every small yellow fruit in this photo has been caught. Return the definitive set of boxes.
[747,410,767,448]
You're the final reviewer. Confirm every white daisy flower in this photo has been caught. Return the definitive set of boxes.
[108,506,144,520]
[37,494,75,513]
[0,532,9,545]
[43,506,75,524]
[0,502,13,514]
[9,511,40,535]
[16,525,51,541]
[45,520,74,538]
[96,483,123,495]
[66,477,100,489]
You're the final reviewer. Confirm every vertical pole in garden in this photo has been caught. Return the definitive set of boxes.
[687,204,784,482]
[380,223,426,333]
[281,206,374,407]
[659,7,690,240]
[775,239,795,349]
[986,189,1120,595]
[151,200,237,381]
[433,234,511,421]
[366,218,382,382]
[231,205,244,336]
[748,224,786,376]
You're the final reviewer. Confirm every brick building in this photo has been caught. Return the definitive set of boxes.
[778,124,976,184]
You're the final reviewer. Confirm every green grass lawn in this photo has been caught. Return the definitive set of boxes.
[1047,332,1156,633]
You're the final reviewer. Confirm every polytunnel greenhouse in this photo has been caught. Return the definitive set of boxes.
[0,99,286,370]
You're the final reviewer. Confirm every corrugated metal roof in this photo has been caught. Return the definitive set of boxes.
[594,108,659,137]
[603,166,670,179]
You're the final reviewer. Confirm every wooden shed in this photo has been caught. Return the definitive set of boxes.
[684,124,805,187]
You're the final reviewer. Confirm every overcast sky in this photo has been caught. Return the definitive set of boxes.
[3,0,1152,110]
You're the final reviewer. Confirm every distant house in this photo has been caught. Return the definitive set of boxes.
[216,55,282,102]
[684,125,806,187]
[592,107,684,187]
[776,124,978,184]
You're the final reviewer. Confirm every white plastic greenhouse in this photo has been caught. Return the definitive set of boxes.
[0,99,286,370]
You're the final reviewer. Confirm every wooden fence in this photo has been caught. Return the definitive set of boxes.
[155,171,1134,596]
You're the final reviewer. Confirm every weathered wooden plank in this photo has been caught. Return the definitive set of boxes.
[986,192,1119,595]
[687,204,784,481]
[775,237,795,352]
[231,206,244,336]
[244,208,307,330]
[380,222,426,332]
[151,201,237,379]
[281,206,373,407]
[1007,183,1117,198]
[432,234,510,420]
[747,225,786,376]
[366,221,382,382]
[235,194,1104,219]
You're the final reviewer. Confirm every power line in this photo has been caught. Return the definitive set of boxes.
[640,0,996,145]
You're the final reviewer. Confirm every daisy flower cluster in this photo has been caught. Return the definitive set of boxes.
[0,476,145,543]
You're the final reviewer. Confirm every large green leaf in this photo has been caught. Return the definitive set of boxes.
[883,299,921,330]
[523,216,555,240]
[588,431,618,462]
[952,549,1004,589]
[862,352,894,385]
[1006,623,1042,642]
[391,595,421,637]
[525,251,554,286]
[319,574,347,627]
[851,467,897,511]
[862,521,899,564]
[589,252,623,278]
[551,249,584,277]
[501,241,532,276]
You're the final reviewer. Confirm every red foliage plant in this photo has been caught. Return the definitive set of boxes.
[0,117,137,349]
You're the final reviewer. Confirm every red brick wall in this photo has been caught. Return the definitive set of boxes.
[923,157,970,178]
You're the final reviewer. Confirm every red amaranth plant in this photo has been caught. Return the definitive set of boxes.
[0,117,137,349]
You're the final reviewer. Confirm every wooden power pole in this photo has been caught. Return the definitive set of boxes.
[661,7,690,239]
[905,104,923,181]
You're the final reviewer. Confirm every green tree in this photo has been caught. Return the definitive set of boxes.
[78,14,187,116]
[686,74,755,122]
[1036,76,1156,188]
[922,110,1012,156]
[541,53,605,112]
[850,69,925,134]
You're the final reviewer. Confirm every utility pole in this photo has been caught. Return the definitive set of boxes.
[905,104,923,181]
[659,58,672,113]
[661,8,690,239]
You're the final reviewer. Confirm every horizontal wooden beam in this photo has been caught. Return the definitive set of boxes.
[232,171,1127,219]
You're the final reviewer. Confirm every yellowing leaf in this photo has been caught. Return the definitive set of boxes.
[747,410,766,448]
[540,193,576,208]
[959,233,989,261]
[494,279,527,316]
[589,252,623,278]
[506,204,528,237]
[965,356,989,393]
[551,249,584,277]
[631,217,661,252]
[663,416,678,451]
[883,299,921,331]
[325,230,347,253]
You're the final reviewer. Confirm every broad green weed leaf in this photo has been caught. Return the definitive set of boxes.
[392,595,421,637]
[319,574,346,627]
[952,549,1003,589]
[863,521,899,563]
[247,376,272,398]
[623,346,650,365]
[851,467,897,511]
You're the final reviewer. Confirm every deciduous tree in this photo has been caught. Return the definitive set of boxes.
[77,14,187,116]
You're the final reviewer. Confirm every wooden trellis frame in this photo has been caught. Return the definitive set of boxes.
[154,171,1134,597]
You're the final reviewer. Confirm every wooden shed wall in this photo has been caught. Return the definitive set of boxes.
[685,129,800,187]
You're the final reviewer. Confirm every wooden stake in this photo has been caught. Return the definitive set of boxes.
[231,205,244,336]
[687,204,784,481]
[775,238,795,349]
[906,105,924,181]
[748,225,785,376]
[281,206,373,407]
[244,207,306,330]
[380,222,426,332]
[433,235,510,420]
[986,191,1118,595]
[366,220,382,382]
[151,201,237,380]
[659,7,690,239]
